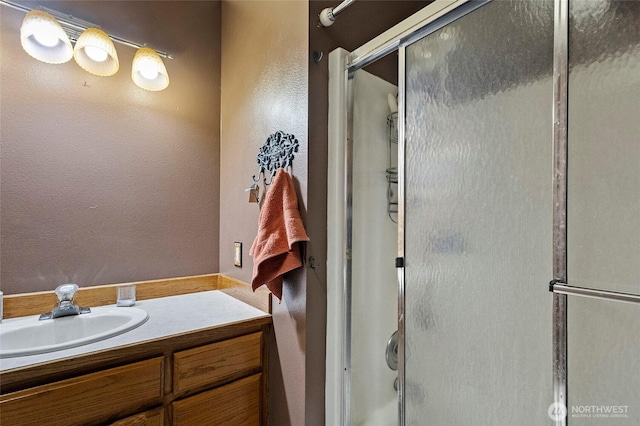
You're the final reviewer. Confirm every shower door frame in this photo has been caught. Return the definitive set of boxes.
[329,0,640,424]
[327,1,490,424]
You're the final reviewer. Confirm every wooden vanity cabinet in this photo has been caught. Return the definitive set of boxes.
[0,324,269,426]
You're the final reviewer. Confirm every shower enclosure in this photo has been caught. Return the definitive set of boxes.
[327,60,401,426]
[327,0,640,424]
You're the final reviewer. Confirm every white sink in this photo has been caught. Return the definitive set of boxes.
[0,306,149,358]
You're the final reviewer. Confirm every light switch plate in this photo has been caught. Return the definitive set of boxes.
[234,242,242,267]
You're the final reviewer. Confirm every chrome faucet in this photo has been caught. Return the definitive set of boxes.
[39,283,91,320]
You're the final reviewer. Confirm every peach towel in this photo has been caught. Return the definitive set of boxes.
[250,168,309,300]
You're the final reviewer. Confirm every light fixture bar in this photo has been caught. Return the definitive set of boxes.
[0,0,173,59]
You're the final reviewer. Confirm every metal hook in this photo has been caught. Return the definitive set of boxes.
[245,182,260,203]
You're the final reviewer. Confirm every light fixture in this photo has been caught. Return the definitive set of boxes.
[19,10,73,64]
[2,0,172,92]
[73,28,119,76]
[132,47,169,91]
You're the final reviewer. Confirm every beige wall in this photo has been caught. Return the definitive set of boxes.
[220,1,309,424]
[0,1,221,294]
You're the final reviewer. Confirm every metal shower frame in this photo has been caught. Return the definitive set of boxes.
[330,0,640,424]
[333,1,489,424]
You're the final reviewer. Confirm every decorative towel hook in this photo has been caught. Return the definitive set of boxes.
[252,131,299,187]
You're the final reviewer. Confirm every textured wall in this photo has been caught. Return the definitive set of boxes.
[219,1,308,425]
[0,1,221,294]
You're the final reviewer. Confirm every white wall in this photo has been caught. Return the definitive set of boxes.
[351,69,399,426]
[326,53,399,425]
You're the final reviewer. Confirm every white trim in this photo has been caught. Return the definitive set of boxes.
[326,47,349,426]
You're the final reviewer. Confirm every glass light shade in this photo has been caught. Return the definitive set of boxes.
[20,10,73,64]
[74,28,119,76]
[131,47,169,91]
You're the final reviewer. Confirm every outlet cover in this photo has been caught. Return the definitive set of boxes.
[234,242,242,267]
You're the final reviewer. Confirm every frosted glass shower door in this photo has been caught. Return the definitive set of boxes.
[567,0,640,296]
[403,0,554,424]
[566,1,640,424]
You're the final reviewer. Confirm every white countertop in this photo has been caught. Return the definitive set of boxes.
[0,290,270,372]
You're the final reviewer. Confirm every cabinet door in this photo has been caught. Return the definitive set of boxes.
[0,357,163,426]
[172,374,261,426]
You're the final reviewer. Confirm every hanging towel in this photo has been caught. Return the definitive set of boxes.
[250,168,310,300]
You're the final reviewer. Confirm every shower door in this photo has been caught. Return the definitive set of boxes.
[564,0,640,424]
[402,0,555,423]
[329,0,640,424]
[401,0,640,423]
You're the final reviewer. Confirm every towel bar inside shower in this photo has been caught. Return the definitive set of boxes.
[550,281,640,305]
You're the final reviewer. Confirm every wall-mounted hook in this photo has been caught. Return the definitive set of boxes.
[246,130,299,203]
[245,183,260,203]
[254,130,299,187]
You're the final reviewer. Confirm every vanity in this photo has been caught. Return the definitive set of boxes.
[0,275,271,425]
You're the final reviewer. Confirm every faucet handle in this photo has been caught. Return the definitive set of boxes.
[55,283,79,302]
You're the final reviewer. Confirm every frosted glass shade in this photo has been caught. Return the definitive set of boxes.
[74,28,119,76]
[20,10,73,64]
[131,47,169,91]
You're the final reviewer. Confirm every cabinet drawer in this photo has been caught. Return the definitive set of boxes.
[111,407,164,426]
[173,332,262,396]
[172,373,261,426]
[0,357,163,426]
